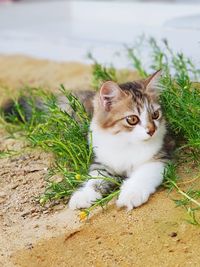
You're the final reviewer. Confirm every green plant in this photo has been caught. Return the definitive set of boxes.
[127,37,200,224]
[88,52,117,90]
[1,37,200,223]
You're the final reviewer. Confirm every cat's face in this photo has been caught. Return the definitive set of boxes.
[92,70,166,143]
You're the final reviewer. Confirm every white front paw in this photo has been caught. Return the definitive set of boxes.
[116,185,155,211]
[68,187,102,210]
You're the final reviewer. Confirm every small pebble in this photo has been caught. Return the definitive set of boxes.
[21,211,30,217]
[11,184,19,190]
[0,192,6,198]
[169,232,177,238]
[43,210,49,214]
[0,199,6,204]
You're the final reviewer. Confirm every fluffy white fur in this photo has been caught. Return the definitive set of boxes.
[116,162,164,210]
[68,182,102,210]
[68,105,166,210]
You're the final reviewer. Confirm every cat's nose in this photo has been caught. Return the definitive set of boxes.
[147,129,155,136]
[146,125,156,136]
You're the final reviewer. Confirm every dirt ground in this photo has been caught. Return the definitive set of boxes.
[0,55,200,267]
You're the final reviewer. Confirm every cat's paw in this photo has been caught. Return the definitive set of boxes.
[116,184,155,211]
[68,187,102,210]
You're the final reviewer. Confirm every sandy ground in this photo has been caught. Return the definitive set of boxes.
[0,55,200,267]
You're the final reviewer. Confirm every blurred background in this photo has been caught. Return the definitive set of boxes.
[0,0,200,68]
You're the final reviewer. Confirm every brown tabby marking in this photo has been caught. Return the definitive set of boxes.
[92,79,161,134]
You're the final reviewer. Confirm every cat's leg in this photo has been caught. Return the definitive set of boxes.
[116,162,165,210]
[68,168,115,210]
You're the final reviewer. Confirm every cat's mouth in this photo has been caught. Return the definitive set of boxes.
[142,134,155,141]
[143,137,151,142]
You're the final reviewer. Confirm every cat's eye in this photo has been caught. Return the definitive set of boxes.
[126,115,139,126]
[152,110,160,120]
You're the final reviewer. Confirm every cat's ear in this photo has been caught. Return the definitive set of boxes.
[144,70,162,94]
[99,81,125,111]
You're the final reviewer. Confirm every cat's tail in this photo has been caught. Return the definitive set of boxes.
[1,96,44,122]
[1,90,95,122]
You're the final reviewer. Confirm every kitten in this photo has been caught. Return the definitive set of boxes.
[2,70,173,211]
[69,70,173,210]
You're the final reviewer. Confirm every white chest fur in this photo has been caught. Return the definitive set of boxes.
[90,121,165,176]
